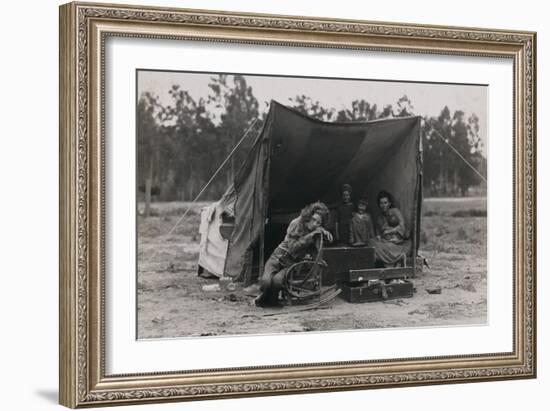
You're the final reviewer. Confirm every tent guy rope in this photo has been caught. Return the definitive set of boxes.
[145,119,260,265]
[423,117,487,183]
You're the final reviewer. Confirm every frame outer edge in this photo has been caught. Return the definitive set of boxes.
[530,31,537,378]
[59,2,78,409]
[59,2,536,406]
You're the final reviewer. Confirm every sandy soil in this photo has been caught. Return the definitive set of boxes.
[137,198,487,339]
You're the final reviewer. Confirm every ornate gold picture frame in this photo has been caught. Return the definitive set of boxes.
[59,1,536,408]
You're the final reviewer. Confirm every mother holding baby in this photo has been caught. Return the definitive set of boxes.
[369,190,410,267]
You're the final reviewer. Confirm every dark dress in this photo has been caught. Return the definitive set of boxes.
[349,212,375,245]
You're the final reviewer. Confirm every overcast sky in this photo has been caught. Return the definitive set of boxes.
[138,70,487,155]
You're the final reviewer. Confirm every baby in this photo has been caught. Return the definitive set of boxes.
[349,198,375,246]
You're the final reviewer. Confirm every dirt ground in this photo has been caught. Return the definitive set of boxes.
[137,197,487,339]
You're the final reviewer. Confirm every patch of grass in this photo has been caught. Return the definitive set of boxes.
[450,209,487,218]
[423,197,487,217]
[456,227,468,241]
[434,225,450,237]
[420,229,428,244]
[420,214,486,256]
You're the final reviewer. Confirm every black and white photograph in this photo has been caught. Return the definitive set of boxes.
[136,70,488,339]
[1,0,543,408]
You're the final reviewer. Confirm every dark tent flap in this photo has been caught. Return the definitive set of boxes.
[223,102,421,278]
[361,119,422,238]
[268,103,421,228]
[223,115,273,278]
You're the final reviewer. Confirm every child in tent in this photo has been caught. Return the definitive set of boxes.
[349,198,375,246]
[335,184,354,246]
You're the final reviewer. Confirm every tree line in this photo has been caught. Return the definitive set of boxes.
[137,74,486,203]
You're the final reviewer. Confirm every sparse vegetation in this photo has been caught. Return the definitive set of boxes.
[137,197,487,338]
[451,209,487,218]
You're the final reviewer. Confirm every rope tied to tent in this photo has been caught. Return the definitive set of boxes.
[145,118,261,265]
[421,117,487,183]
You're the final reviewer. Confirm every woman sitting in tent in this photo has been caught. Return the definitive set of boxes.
[369,190,411,267]
[255,202,333,307]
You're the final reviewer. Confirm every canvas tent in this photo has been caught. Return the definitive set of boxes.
[198,100,422,279]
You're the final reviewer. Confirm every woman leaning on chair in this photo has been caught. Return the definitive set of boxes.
[255,201,333,307]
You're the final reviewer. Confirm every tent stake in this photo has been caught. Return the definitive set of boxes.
[258,119,273,283]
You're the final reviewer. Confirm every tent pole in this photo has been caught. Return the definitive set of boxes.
[412,179,418,277]
[256,153,266,285]
[414,121,425,277]
[258,120,273,284]
[258,219,265,282]
[412,124,422,277]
